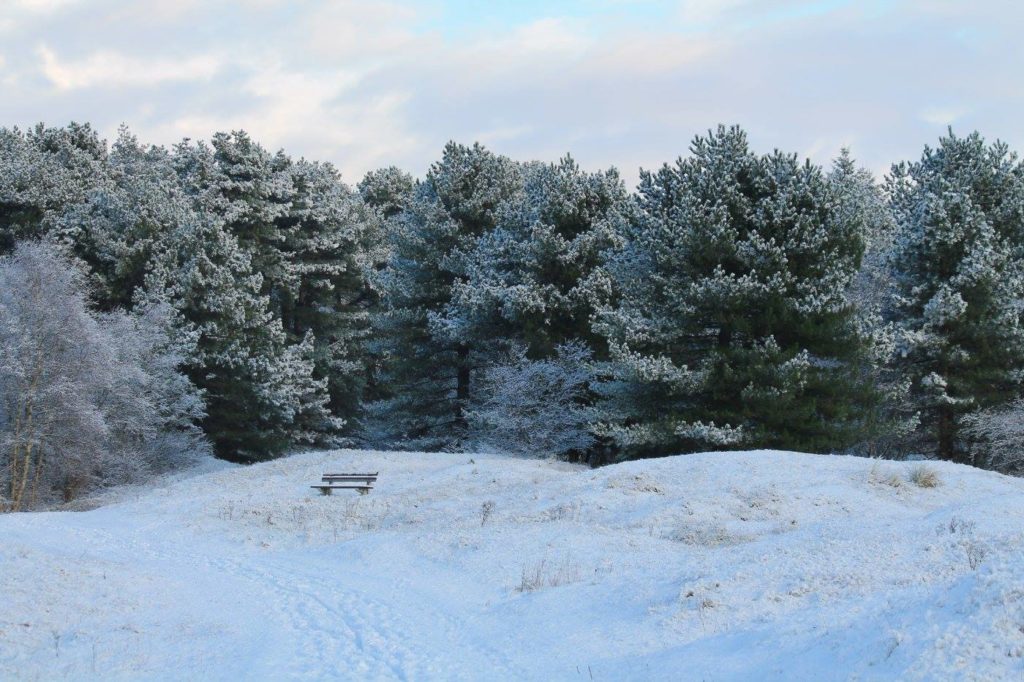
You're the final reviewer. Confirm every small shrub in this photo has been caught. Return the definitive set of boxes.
[884,473,904,488]
[516,557,582,592]
[480,500,495,527]
[940,516,976,536]
[964,540,987,570]
[670,521,751,547]
[908,464,941,488]
[868,462,903,488]
[538,501,581,522]
[938,516,987,570]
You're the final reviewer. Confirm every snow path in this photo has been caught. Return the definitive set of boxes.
[2,449,1024,680]
[1,500,520,680]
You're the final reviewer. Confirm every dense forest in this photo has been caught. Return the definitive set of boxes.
[3,122,1024,510]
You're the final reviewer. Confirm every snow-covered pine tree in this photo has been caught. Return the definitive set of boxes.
[366,143,521,449]
[830,150,913,455]
[139,203,284,460]
[431,156,627,457]
[438,155,627,358]
[275,158,381,434]
[887,131,1024,463]
[358,166,415,221]
[203,131,293,306]
[356,166,413,429]
[130,138,333,461]
[51,128,184,309]
[595,125,879,458]
[0,123,108,253]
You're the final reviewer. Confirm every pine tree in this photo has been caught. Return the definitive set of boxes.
[0,123,108,253]
[276,158,381,432]
[366,143,521,449]
[437,156,627,359]
[828,150,916,456]
[595,126,879,458]
[429,156,627,458]
[139,206,287,460]
[51,128,182,309]
[137,139,334,461]
[203,131,293,305]
[887,130,1024,462]
[358,166,415,221]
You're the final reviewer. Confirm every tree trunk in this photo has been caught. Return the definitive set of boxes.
[14,403,35,512]
[937,406,955,462]
[455,343,470,429]
[718,324,732,349]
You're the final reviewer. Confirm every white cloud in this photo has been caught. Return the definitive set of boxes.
[298,0,422,62]
[107,0,206,23]
[9,0,80,11]
[920,106,969,127]
[503,18,592,54]
[37,45,223,90]
[677,0,749,28]
[0,0,80,30]
[136,61,417,182]
[475,124,535,146]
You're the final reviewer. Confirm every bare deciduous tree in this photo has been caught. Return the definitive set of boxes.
[963,400,1024,474]
[0,242,207,511]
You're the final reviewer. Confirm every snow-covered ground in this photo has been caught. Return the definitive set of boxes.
[2,450,1023,681]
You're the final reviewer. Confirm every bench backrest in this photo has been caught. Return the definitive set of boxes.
[322,473,378,483]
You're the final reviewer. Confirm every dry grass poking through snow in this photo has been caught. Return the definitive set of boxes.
[516,556,583,592]
[868,460,943,490]
[909,464,941,488]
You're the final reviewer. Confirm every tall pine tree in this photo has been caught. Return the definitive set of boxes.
[366,143,521,449]
[596,126,880,458]
[276,158,381,431]
[141,138,337,461]
[887,131,1024,462]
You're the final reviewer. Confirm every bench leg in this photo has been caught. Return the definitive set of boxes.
[357,487,369,495]
[320,487,332,496]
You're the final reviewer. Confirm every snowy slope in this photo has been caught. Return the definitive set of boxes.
[1,450,1023,681]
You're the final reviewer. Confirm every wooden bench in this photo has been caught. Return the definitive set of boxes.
[311,472,378,496]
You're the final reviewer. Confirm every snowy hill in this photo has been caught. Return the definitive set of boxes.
[2,450,1023,681]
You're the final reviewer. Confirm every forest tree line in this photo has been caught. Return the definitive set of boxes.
[3,122,1024,509]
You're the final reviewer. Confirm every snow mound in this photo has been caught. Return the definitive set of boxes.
[2,450,1023,680]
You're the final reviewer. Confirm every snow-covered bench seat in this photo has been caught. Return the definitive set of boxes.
[311,472,378,496]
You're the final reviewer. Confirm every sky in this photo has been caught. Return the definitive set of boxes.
[0,0,1020,186]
